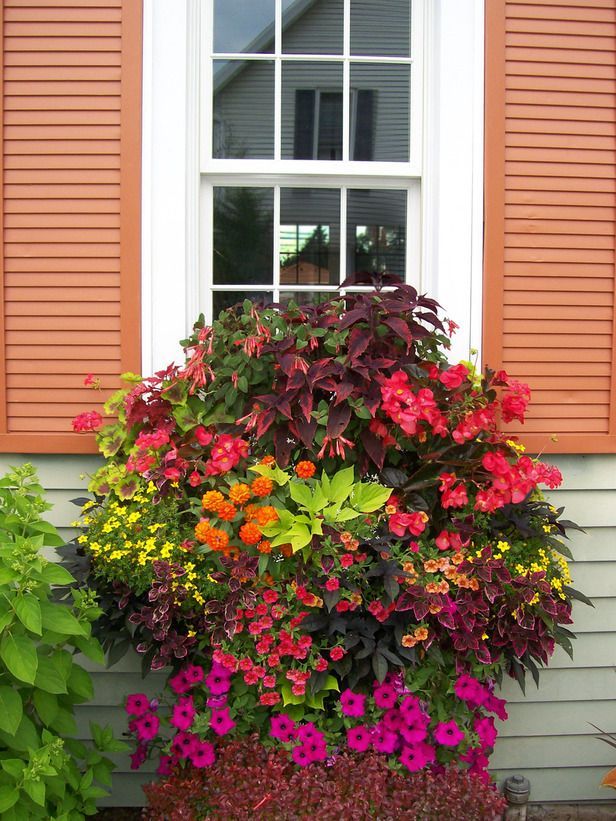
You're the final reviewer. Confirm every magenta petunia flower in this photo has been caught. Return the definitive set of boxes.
[156,755,175,776]
[399,743,432,773]
[270,713,296,742]
[399,694,422,720]
[399,712,429,745]
[133,712,160,742]
[347,725,372,752]
[474,716,497,749]
[125,693,150,717]
[190,741,216,769]
[210,706,236,736]
[185,664,205,685]
[484,693,508,721]
[340,688,366,718]
[170,695,196,731]
[168,671,192,695]
[130,744,147,770]
[205,663,232,695]
[454,674,486,707]
[434,720,465,747]
[372,722,398,754]
[382,708,403,732]
[373,683,398,711]
[171,731,198,759]
[292,744,312,767]
[296,722,320,743]
[304,738,328,763]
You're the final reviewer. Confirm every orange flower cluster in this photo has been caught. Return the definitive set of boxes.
[295,460,316,479]
[193,462,284,557]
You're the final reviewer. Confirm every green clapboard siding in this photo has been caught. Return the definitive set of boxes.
[1,453,616,807]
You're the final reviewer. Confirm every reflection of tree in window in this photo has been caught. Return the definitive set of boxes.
[280,224,330,284]
[355,225,405,277]
[213,188,274,284]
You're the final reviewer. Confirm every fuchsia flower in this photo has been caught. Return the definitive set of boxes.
[171,731,198,759]
[210,707,236,736]
[434,720,465,747]
[347,725,372,752]
[125,693,150,717]
[339,689,366,718]
[372,723,398,754]
[156,755,175,776]
[170,696,196,731]
[292,746,312,767]
[399,742,435,772]
[133,712,160,742]
[454,674,486,707]
[270,713,295,742]
[190,741,216,768]
[373,683,398,710]
[205,663,232,695]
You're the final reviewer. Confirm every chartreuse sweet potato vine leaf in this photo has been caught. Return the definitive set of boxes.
[261,466,391,553]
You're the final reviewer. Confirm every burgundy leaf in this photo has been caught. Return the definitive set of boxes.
[382,317,413,351]
[294,415,318,449]
[338,307,369,330]
[395,592,416,612]
[256,408,276,438]
[287,370,306,391]
[334,381,355,406]
[274,428,294,467]
[413,600,430,621]
[360,428,385,470]
[327,402,352,438]
[299,390,314,422]
[347,327,371,363]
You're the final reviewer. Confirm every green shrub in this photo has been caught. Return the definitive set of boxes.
[0,464,126,820]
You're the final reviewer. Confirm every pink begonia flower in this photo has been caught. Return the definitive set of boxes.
[434,720,465,747]
[72,410,103,432]
[439,363,469,390]
[194,426,214,446]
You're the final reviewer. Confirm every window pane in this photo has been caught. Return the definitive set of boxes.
[351,0,411,57]
[350,64,410,162]
[213,291,273,317]
[213,187,274,284]
[214,0,275,54]
[282,62,344,160]
[280,188,340,285]
[279,291,334,307]
[347,189,406,280]
[213,60,275,158]
[282,0,343,55]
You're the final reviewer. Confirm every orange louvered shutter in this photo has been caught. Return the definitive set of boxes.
[0,0,141,453]
[484,0,616,452]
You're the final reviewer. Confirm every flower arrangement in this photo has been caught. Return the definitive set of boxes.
[70,275,585,802]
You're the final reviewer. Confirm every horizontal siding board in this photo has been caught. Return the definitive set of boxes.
[489,767,614,804]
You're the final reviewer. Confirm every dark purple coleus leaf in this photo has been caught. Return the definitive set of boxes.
[327,402,352,438]
[361,428,385,470]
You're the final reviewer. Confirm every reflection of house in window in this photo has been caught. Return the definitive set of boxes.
[294,90,375,161]
[280,224,331,284]
[354,225,405,277]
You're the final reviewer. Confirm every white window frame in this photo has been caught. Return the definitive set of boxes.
[142,0,484,371]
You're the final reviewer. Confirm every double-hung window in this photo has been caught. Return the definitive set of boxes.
[200,0,423,321]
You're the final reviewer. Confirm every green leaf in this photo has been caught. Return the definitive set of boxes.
[33,690,60,726]
[36,563,75,586]
[323,506,360,522]
[0,786,19,813]
[29,522,64,547]
[281,683,305,706]
[322,675,339,692]
[0,714,39,752]
[39,601,86,637]
[73,636,105,667]
[0,685,23,735]
[49,707,77,736]
[289,482,314,510]
[0,611,14,633]
[34,655,69,694]
[248,463,289,486]
[0,634,38,684]
[23,779,45,808]
[14,595,42,636]
[67,664,94,701]
[372,653,388,683]
[329,467,356,504]
[0,567,17,585]
[1,760,25,781]
[350,482,392,513]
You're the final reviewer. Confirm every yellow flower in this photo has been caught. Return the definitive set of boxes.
[496,540,511,553]
[128,511,141,523]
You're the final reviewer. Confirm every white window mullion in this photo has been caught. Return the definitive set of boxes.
[201,0,214,169]
[273,184,281,302]
[201,180,214,325]
[339,185,348,285]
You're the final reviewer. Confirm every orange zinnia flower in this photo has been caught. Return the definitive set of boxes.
[202,490,225,512]
[255,505,279,527]
[217,501,238,521]
[295,460,316,479]
[257,540,272,554]
[251,476,274,497]
[239,522,262,545]
[259,455,276,467]
[229,483,251,506]
[206,528,229,551]
[194,520,211,544]
[244,503,260,522]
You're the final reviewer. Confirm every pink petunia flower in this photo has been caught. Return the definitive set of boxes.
[372,722,398,754]
[170,696,196,731]
[434,720,465,747]
[292,745,312,767]
[399,742,435,772]
[270,713,296,742]
[210,707,236,736]
[171,731,199,759]
[125,693,150,717]
[133,712,160,742]
[339,689,366,718]
[347,725,372,752]
[373,683,398,710]
[190,741,216,768]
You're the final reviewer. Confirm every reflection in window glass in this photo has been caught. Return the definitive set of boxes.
[279,291,334,307]
[347,189,406,279]
[214,0,275,54]
[350,64,410,162]
[280,188,340,284]
[213,291,273,317]
[282,0,343,55]
[213,187,274,284]
[213,60,275,159]
[351,0,411,57]
[282,62,343,160]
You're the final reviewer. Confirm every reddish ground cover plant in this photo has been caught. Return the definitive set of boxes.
[143,735,506,820]
[67,275,587,800]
